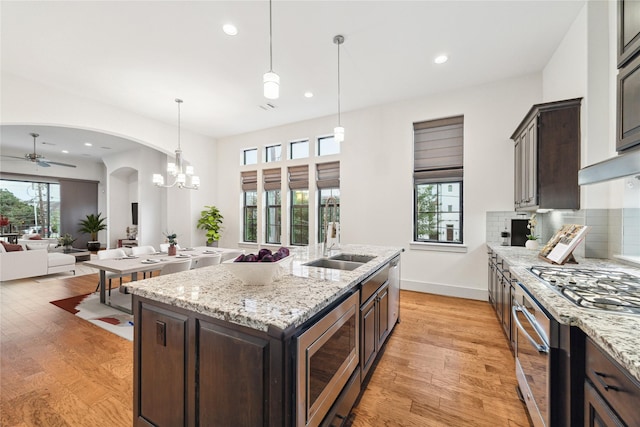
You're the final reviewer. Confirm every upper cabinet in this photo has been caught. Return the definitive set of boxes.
[511,98,582,211]
[618,0,640,68]
[617,0,640,152]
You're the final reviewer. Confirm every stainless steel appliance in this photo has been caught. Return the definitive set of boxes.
[388,256,400,328]
[512,282,554,427]
[296,291,360,427]
[530,266,640,314]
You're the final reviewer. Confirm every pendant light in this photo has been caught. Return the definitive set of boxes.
[333,35,345,143]
[263,0,279,99]
[152,99,200,190]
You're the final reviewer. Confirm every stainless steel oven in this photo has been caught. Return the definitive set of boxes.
[512,282,552,427]
[296,291,360,427]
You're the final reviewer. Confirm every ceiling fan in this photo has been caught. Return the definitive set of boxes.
[2,132,76,168]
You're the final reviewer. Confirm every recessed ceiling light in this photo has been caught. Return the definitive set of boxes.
[84,142,92,147]
[61,150,69,154]
[223,24,238,36]
[434,55,448,64]
[304,91,314,98]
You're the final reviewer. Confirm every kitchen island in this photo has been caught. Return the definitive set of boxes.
[124,244,402,427]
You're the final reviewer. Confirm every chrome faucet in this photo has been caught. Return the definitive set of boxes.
[323,196,338,256]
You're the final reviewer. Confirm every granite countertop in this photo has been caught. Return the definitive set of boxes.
[124,244,402,334]
[487,243,640,383]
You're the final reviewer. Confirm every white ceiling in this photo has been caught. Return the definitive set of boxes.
[1,0,585,162]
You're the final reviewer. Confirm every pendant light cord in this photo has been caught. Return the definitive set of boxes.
[337,39,341,126]
[269,0,273,72]
[176,98,182,150]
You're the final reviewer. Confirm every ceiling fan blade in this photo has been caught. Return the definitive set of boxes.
[36,160,52,167]
[42,160,77,168]
[0,155,29,160]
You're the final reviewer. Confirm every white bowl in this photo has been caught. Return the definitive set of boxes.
[222,255,292,285]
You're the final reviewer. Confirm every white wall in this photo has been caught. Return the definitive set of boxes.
[1,72,219,247]
[217,73,542,300]
[542,1,624,210]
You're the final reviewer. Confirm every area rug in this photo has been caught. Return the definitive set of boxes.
[50,292,133,341]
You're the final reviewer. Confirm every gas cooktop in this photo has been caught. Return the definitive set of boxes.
[530,265,640,314]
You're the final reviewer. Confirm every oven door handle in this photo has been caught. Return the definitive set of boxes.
[512,305,549,354]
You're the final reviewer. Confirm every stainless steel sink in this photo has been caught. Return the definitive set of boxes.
[329,253,375,263]
[303,258,363,271]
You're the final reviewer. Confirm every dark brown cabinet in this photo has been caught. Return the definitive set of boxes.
[359,264,391,381]
[360,282,390,380]
[511,98,582,211]
[617,0,640,152]
[618,0,640,67]
[134,298,286,427]
[584,381,624,427]
[487,249,514,350]
[137,303,188,427]
[197,320,272,426]
[584,338,640,427]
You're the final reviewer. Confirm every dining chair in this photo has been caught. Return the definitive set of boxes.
[192,254,222,269]
[160,259,192,275]
[132,245,158,278]
[95,248,128,295]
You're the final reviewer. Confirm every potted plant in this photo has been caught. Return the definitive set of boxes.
[78,213,107,251]
[525,213,539,250]
[164,232,178,256]
[57,233,77,252]
[197,205,224,247]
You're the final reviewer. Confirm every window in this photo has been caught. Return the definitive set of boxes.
[413,116,463,244]
[289,140,309,160]
[241,171,258,242]
[265,144,281,163]
[318,135,340,156]
[243,148,257,165]
[263,168,282,244]
[289,165,309,246]
[317,162,340,242]
[0,179,61,237]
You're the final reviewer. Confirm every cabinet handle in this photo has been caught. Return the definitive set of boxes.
[593,371,620,392]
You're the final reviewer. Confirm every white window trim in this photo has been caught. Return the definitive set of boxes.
[409,241,467,253]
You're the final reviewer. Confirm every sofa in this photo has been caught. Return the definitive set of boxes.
[0,242,76,281]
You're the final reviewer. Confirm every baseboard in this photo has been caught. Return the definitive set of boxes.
[401,279,487,301]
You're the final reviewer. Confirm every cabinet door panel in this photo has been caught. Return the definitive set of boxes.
[584,381,624,427]
[618,0,640,67]
[197,320,269,427]
[360,298,376,379]
[617,54,640,152]
[377,284,389,349]
[138,304,188,427]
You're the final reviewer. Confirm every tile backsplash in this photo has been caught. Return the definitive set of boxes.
[486,209,626,260]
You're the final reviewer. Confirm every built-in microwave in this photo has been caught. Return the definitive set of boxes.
[296,291,360,427]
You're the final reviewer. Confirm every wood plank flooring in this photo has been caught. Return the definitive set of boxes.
[1,275,530,426]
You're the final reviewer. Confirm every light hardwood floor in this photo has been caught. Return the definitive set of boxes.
[1,274,531,426]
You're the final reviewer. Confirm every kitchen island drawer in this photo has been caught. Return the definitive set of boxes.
[585,338,640,426]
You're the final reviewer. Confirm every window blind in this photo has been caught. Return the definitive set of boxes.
[263,168,282,191]
[241,171,257,191]
[288,165,309,190]
[316,161,340,189]
[414,116,463,183]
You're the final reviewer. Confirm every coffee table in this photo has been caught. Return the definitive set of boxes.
[56,248,91,262]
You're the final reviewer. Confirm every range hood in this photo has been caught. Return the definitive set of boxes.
[578,149,640,185]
